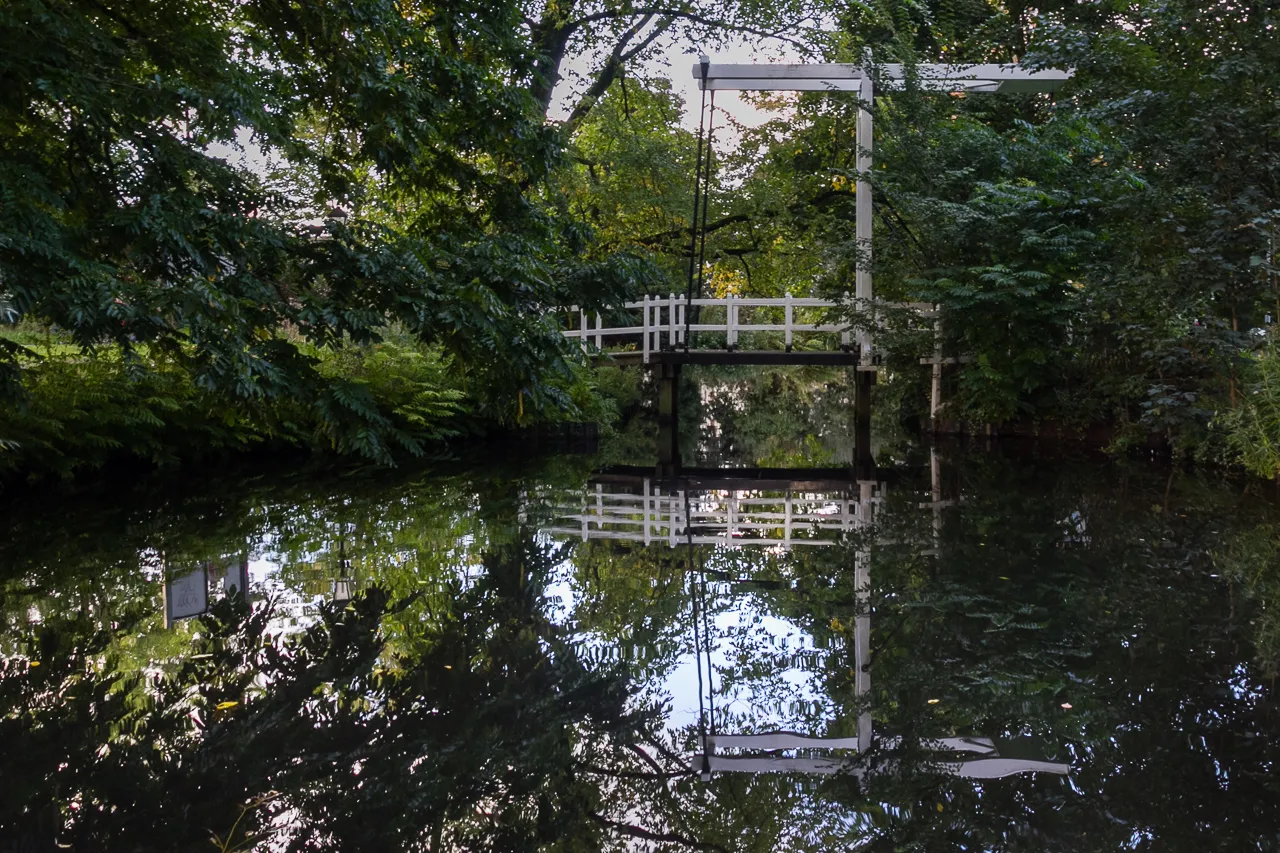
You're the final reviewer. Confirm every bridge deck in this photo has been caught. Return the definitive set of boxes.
[604,349,861,367]
[592,466,881,492]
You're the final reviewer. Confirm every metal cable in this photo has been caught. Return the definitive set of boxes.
[686,490,712,776]
[685,71,709,350]
[699,556,716,736]
[691,91,718,349]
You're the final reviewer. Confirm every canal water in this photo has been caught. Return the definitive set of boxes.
[1,408,1279,849]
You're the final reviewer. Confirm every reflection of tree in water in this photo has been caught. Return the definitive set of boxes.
[2,450,1280,850]
[688,366,855,468]
[755,450,1280,851]
[3,534,702,851]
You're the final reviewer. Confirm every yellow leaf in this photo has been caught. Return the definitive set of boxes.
[215,701,239,710]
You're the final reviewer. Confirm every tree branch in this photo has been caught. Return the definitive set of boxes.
[589,812,728,852]
[626,741,674,775]
[635,214,753,249]
[564,6,813,51]
[579,760,690,780]
[632,187,855,252]
[563,15,677,134]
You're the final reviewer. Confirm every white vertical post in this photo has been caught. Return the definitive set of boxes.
[784,292,794,350]
[668,293,676,350]
[784,492,792,548]
[642,294,651,364]
[595,312,603,350]
[676,298,685,346]
[579,307,588,353]
[855,534,872,751]
[643,478,652,545]
[671,489,679,547]
[650,299,659,355]
[856,72,874,359]
[856,477,876,751]
[931,309,943,426]
[727,294,737,349]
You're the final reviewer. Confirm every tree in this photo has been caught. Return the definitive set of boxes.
[0,0,646,460]
[525,0,827,131]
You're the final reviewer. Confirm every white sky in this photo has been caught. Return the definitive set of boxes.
[209,34,801,185]
[552,33,804,143]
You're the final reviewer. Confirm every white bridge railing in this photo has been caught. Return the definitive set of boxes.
[546,480,867,548]
[564,295,936,363]
[564,294,849,363]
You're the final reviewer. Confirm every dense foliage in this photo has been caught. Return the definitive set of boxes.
[0,0,655,471]
[4,0,1280,474]
[558,0,1280,467]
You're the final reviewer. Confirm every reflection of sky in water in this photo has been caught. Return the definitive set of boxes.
[227,530,832,746]
[236,528,833,747]
[546,544,830,739]
[663,608,824,732]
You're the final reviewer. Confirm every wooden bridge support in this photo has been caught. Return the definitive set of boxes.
[854,368,875,480]
[656,363,682,475]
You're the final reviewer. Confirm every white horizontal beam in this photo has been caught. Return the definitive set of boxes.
[945,758,1072,778]
[694,62,1072,94]
[698,754,1068,778]
[709,733,998,754]
[708,732,862,751]
[695,62,865,81]
[543,528,840,547]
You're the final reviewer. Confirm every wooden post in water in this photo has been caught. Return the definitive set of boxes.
[657,362,682,474]
[854,368,874,479]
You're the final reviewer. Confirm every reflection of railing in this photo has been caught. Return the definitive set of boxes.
[678,463,1070,783]
[547,480,866,548]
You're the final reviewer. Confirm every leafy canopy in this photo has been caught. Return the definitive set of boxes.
[0,0,643,454]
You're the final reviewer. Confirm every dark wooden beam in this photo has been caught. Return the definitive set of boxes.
[591,466,891,492]
[602,350,860,367]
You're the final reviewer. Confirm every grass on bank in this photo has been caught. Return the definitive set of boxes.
[1221,342,1280,481]
[0,321,617,481]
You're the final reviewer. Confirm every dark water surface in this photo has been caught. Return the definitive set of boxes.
[2,442,1279,851]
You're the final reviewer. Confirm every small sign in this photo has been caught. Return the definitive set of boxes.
[164,565,209,627]
[214,558,250,597]
[162,555,250,627]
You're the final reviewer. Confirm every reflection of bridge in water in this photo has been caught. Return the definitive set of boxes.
[698,733,1071,781]
[560,457,1071,783]
[547,469,874,549]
